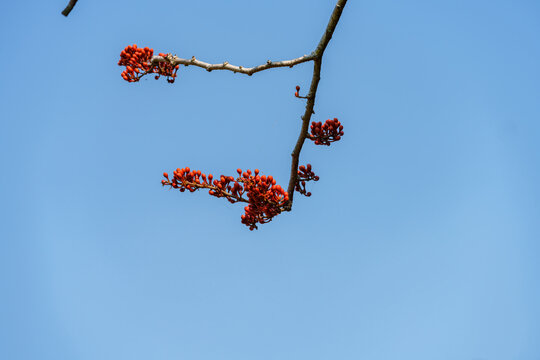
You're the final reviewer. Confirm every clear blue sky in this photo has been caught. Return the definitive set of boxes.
[1,0,539,359]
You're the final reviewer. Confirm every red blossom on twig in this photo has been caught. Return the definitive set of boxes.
[308,118,344,146]
[162,168,289,230]
[294,85,308,99]
[118,45,179,83]
[295,164,319,197]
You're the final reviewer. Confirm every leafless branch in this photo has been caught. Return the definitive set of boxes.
[61,0,78,17]
[151,53,316,76]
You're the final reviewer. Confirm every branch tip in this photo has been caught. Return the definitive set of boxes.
[61,0,78,16]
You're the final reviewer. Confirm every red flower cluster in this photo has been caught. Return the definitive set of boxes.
[162,168,289,230]
[118,44,179,83]
[295,164,319,197]
[308,118,344,145]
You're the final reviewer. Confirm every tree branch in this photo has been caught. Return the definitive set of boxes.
[61,0,78,17]
[285,0,347,209]
[151,53,316,76]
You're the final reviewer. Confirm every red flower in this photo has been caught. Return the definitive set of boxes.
[162,168,289,230]
[308,118,344,146]
[295,164,319,197]
[118,45,179,83]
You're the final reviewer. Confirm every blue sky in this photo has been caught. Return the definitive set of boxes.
[1,0,539,359]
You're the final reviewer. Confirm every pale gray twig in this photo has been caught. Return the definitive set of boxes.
[151,53,316,76]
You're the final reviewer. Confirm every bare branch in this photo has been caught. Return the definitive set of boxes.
[151,53,316,76]
[61,0,78,17]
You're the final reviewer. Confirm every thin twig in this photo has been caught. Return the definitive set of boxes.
[61,0,78,17]
[151,53,316,76]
